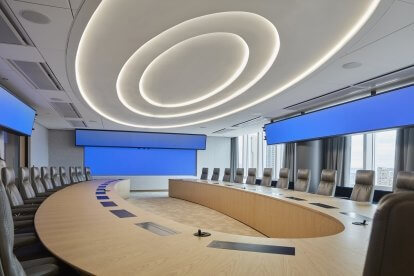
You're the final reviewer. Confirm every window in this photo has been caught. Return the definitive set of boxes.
[347,130,396,189]
[237,130,283,179]
[373,130,396,187]
[349,134,364,186]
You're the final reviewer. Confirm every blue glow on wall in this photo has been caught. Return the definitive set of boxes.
[76,130,206,150]
[84,147,197,176]
[265,85,414,145]
[0,86,35,136]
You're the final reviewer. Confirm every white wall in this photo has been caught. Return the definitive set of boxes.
[30,122,49,167]
[48,130,83,168]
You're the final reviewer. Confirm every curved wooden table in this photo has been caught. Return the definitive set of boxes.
[35,179,376,275]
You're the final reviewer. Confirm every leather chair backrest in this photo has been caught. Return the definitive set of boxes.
[31,166,46,195]
[50,167,62,188]
[234,168,244,184]
[69,167,79,184]
[200,168,208,180]
[76,167,84,182]
[277,168,289,189]
[41,167,54,190]
[0,159,6,183]
[59,167,70,185]
[85,167,92,181]
[317,169,337,196]
[211,168,220,181]
[1,167,24,207]
[350,170,375,202]
[261,168,273,187]
[363,192,414,276]
[395,171,414,192]
[222,168,231,182]
[18,167,36,200]
[245,168,256,185]
[294,169,311,192]
[0,179,27,275]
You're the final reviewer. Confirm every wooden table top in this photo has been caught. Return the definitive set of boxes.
[35,179,376,275]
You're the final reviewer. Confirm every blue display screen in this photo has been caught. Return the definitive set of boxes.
[0,86,35,136]
[84,147,197,176]
[265,85,414,144]
[76,130,206,150]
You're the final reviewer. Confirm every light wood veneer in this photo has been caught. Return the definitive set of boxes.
[34,179,377,275]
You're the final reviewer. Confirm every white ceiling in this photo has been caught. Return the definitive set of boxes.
[0,0,414,137]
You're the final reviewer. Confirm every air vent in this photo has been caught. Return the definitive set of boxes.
[0,5,30,45]
[50,102,82,118]
[8,60,63,90]
[212,128,234,134]
[232,116,268,128]
[285,64,414,112]
[67,120,87,128]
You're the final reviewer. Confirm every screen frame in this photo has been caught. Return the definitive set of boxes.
[75,129,207,150]
[0,85,36,136]
[264,84,414,145]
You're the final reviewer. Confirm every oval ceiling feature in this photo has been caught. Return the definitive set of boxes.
[140,33,249,108]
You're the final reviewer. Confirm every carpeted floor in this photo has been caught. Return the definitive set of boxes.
[127,191,265,237]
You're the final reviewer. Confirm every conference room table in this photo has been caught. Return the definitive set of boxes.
[34,178,377,275]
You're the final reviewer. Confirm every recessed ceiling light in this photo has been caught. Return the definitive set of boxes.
[89,120,97,123]
[20,10,50,24]
[342,62,362,69]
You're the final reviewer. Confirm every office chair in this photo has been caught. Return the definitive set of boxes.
[85,167,92,181]
[394,171,414,192]
[200,168,208,180]
[211,168,220,181]
[50,167,63,189]
[59,167,70,186]
[276,168,289,189]
[31,167,53,197]
[69,167,79,184]
[245,168,256,185]
[261,168,273,187]
[363,192,414,276]
[41,167,59,192]
[294,169,311,192]
[316,169,337,196]
[350,170,375,202]
[234,168,244,183]
[222,168,231,182]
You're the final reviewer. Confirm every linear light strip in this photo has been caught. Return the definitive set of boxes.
[75,0,381,129]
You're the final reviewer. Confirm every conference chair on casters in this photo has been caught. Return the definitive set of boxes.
[245,168,256,185]
[363,192,414,276]
[294,169,311,192]
[31,167,54,198]
[350,170,375,202]
[41,167,60,192]
[0,181,59,276]
[222,168,231,182]
[69,167,79,184]
[200,168,208,180]
[76,166,85,182]
[261,168,273,187]
[316,169,337,196]
[59,167,71,186]
[50,167,63,189]
[85,167,93,181]
[276,168,289,189]
[394,171,414,192]
[234,168,244,184]
[211,168,220,181]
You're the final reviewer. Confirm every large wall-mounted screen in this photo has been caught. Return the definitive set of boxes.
[265,85,414,145]
[76,130,206,150]
[0,86,35,136]
[84,147,196,176]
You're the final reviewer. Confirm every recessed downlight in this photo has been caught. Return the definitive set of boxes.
[20,10,50,24]
[342,62,362,69]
